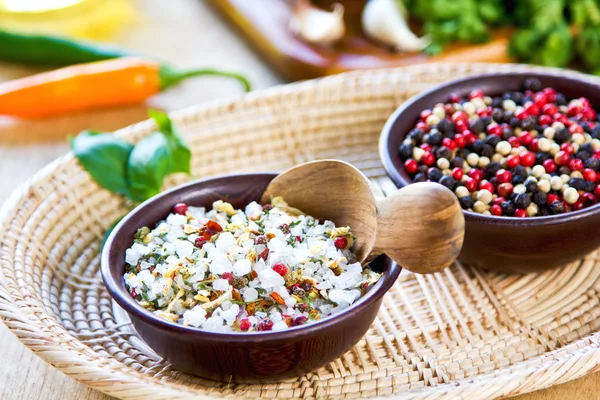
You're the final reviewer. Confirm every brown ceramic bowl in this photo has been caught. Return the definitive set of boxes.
[379,71,600,273]
[102,173,401,383]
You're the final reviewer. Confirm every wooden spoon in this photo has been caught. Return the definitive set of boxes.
[260,159,465,274]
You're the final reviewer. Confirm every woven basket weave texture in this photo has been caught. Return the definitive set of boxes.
[2,63,600,400]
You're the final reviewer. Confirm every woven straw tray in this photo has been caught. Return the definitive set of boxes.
[2,63,600,400]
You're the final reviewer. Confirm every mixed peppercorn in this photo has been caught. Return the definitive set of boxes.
[398,78,600,217]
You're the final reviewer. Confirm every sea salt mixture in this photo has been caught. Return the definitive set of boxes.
[123,198,381,332]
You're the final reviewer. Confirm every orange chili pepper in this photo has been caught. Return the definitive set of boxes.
[0,57,250,118]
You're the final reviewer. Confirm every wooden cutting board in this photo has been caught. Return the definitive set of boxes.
[207,0,512,81]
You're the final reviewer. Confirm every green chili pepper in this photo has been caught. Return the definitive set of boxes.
[0,29,130,66]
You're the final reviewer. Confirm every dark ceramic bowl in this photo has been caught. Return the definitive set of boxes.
[102,173,401,383]
[379,71,600,273]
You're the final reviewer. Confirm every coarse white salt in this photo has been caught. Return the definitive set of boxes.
[175,239,194,258]
[258,269,285,288]
[242,287,258,302]
[233,259,251,277]
[213,279,230,291]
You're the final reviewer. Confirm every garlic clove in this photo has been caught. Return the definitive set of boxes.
[289,0,345,45]
[362,0,429,52]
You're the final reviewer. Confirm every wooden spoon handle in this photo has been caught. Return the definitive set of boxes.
[372,182,465,274]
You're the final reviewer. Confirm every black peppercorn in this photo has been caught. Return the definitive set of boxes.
[569,178,586,190]
[558,166,571,176]
[535,152,551,164]
[549,200,565,214]
[458,148,471,159]
[426,131,443,146]
[472,140,485,154]
[439,175,456,190]
[451,156,464,168]
[514,193,531,209]
[435,146,452,160]
[501,201,515,216]
[532,191,547,206]
[413,172,427,182]
[490,177,499,186]
[539,208,550,216]
[576,151,591,161]
[480,116,493,126]
[585,181,596,192]
[503,111,514,124]
[491,97,503,108]
[399,144,413,160]
[485,135,501,147]
[521,116,536,131]
[523,78,542,92]
[554,128,570,144]
[525,180,538,193]
[469,119,485,134]
[592,126,600,140]
[427,167,443,182]
[512,175,526,185]
[581,142,594,154]
[460,196,473,209]
[581,122,593,134]
[491,108,504,123]
[555,93,567,106]
[437,119,455,136]
[485,162,501,178]
[408,128,425,143]
[510,91,524,105]
[513,165,528,177]
[585,158,600,171]
[502,127,514,140]
[417,165,428,174]
[481,144,494,158]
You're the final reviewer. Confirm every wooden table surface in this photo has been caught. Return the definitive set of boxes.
[0,1,597,399]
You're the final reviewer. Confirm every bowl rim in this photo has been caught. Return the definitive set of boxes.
[101,172,402,343]
[379,71,600,227]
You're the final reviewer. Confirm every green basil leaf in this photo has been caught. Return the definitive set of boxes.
[70,130,133,195]
[126,132,171,203]
[148,109,191,174]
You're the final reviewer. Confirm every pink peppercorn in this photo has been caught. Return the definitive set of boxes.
[173,203,188,215]
[334,236,348,249]
[239,319,251,331]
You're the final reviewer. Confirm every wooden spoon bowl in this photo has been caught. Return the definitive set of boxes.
[261,159,465,274]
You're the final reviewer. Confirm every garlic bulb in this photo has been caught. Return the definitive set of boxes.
[362,0,429,52]
[289,0,345,45]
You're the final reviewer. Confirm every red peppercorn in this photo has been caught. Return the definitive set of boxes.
[529,138,540,152]
[542,159,557,173]
[404,159,418,174]
[464,178,477,192]
[449,93,461,103]
[272,263,288,276]
[520,133,533,146]
[567,104,581,117]
[493,196,506,206]
[543,87,556,102]
[452,111,469,123]
[173,203,188,215]
[584,168,598,183]
[451,167,463,180]
[572,200,584,211]
[222,272,234,284]
[422,151,435,166]
[580,97,591,107]
[595,185,600,199]
[239,318,251,331]
[506,155,520,168]
[334,236,348,249]
[519,151,535,167]
[490,204,503,216]
[554,150,571,166]
[508,136,521,148]
[415,121,430,132]
[569,158,584,172]
[444,105,455,116]
[469,89,484,99]
[469,169,484,181]
[479,180,495,193]
[582,192,596,204]
[534,92,547,107]
[547,194,559,204]
[258,248,269,261]
[497,183,514,198]
[515,109,529,120]
[514,209,528,218]
[293,315,308,326]
[496,169,513,184]
[420,109,432,121]
[538,114,552,126]
[442,137,456,150]
[477,107,491,117]
[257,319,274,331]
[486,123,502,136]
[455,119,468,133]
[524,102,540,116]
[454,133,466,148]
[130,289,137,298]
[569,124,584,134]
[419,143,432,152]
[582,107,597,121]
[542,103,558,116]
[462,130,476,144]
